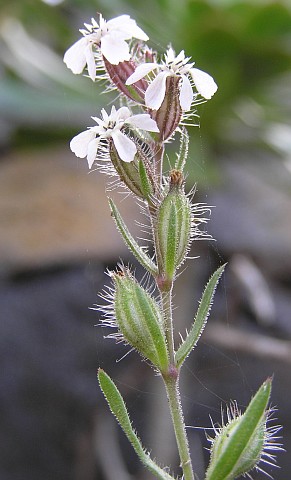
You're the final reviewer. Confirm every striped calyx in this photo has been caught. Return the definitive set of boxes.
[156,170,191,282]
[104,58,147,104]
[151,76,182,141]
[112,270,169,372]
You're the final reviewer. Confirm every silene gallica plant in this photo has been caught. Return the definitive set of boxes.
[64,13,283,480]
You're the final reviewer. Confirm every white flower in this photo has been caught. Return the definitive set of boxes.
[70,106,159,168]
[63,14,149,80]
[126,47,218,111]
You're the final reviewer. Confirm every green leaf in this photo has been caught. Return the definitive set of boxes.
[109,198,158,277]
[98,369,176,480]
[205,378,272,480]
[175,264,226,367]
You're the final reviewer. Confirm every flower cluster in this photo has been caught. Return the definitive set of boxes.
[64,13,217,169]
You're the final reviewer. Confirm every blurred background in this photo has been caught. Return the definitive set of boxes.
[1,0,291,479]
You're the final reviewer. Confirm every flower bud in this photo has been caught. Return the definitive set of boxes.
[205,379,282,480]
[104,58,147,104]
[207,412,265,480]
[156,170,191,282]
[112,270,169,372]
[110,141,155,200]
[151,76,182,141]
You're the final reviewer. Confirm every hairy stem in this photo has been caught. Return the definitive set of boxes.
[160,282,193,479]
[161,288,175,366]
[151,135,193,479]
[163,373,194,480]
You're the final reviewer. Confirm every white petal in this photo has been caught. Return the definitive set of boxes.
[115,106,131,122]
[127,114,159,132]
[63,37,88,74]
[190,68,218,99]
[125,62,157,85]
[70,130,95,158]
[112,130,137,162]
[121,20,149,41]
[179,75,193,110]
[84,44,96,81]
[87,138,100,168]
[106,15,130,30]
[107,15,149,41]
[101,33,130,64]
[145,71,169,110]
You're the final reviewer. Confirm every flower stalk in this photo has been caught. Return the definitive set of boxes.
[65,12,282,480]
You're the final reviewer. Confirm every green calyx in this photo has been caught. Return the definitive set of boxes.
[113,270,169,372]
[109,142,155,200]
[205,379,272,480]
[156,170,191,281]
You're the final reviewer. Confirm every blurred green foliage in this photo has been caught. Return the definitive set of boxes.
[1,0,291,182]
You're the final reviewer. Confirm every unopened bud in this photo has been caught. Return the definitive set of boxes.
[112,270,169,372]
[208,412,265,480]
[156,170,191,282]
[205,379,282,480]
[151,76,182,141]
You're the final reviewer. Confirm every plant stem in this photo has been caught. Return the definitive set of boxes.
[160,286,194,480]
[161,288,175,365]
[163,374,194,480]
[152,136,193,479]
